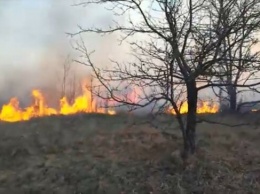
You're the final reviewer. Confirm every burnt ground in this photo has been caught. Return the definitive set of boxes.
[0,113,259,194]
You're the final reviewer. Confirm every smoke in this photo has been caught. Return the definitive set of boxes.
[2,0,248,114]
[0,0,128,107]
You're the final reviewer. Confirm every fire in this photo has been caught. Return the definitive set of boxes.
[168,100,219,114]
[0,88,115,123]
[107,109,116,115]
[0,82,219,122]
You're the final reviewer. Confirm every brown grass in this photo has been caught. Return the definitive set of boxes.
[0,113,259,193]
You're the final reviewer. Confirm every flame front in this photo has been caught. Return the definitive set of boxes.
[0,85,219,122]
[167,100,219,115]
[0,89,114,122]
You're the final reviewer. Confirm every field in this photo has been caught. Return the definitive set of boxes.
[0,113,259,194]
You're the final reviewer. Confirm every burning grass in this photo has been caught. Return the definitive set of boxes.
[0,80,219,123]
[0,113,259,193]
[0,89,116,123]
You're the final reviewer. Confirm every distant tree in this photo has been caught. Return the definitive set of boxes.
[58,55,78,103]
[71,0,260,160]
[206,0,260,112]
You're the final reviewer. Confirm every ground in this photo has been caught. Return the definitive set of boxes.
[0,113,259,194]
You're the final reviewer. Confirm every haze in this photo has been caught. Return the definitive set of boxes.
[0,0,259,109]
[0,0,127,106]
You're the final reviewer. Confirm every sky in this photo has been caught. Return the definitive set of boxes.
[0,0,259,107]
[0,0,126,103]
[0,0,117,67]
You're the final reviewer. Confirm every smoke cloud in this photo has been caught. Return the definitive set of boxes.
[0,0,128,107]
[1,0,258,113]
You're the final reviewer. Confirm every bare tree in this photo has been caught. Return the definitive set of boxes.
[70,0,260,159]
[206,0,260,112]
[60,55,71,98]
[57,55,79,104]
[67,72,78,103]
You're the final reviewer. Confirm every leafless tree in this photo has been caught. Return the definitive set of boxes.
[57,55,79,103]
[206,0,260,112]
[60,55,71,98]
[70,0,260,159]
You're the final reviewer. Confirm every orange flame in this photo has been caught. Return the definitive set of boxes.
[0,88,115,122]
[167,100,219,114]
[0,82,219,122]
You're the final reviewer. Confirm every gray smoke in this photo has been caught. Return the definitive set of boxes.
[0,0,127,108]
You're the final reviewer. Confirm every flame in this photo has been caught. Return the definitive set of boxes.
[0,80,220,122]
[107,109,116,115]
[168,100,219,114]
[0,88,115,122]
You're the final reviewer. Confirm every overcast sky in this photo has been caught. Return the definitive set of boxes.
[0,0,259,104]
[0,0,126,101]
[0,0,115,67]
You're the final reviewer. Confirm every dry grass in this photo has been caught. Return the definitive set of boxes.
[0,113,259,193]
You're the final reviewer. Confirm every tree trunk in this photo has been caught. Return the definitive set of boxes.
[182,80,198,159]
[228,86,237,112]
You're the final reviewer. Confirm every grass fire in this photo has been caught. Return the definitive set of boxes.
[0,85,219,122]
[0,86,116,123]
[2,0,260,193]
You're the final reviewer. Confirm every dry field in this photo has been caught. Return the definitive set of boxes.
[0,113,259,194]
